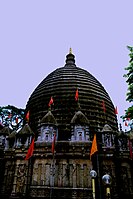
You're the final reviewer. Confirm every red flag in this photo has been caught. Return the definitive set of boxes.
[115,106,118,114]
[90,134,98,160]
[52,132,56,155]
[48,97,54,107]
[101,100,106,113]
[16,117,18,124]
[75,89,79,101]
[125,121,128,126]
[25,138,35,160]
[26,111,30,122]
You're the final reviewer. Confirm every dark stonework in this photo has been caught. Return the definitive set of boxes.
[29,187,92,199]
[0,51,133,199]
[25,52,118,138]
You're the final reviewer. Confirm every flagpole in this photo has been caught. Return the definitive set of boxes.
[25,137,33,198]
[115,106,119,131]
[50,132,56,199]
[50,153,55,199]
[96,153,102,199]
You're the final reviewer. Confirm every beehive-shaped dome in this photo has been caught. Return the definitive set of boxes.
[26,50,118,140]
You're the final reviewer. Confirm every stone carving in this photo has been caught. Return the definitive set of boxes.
[5,164,15,194]
[16,164,26,194]
[71,124,90,141]
[102,133,115,148]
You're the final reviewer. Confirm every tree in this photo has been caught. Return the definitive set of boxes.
[0,105,24,131]
[123,46,133,125]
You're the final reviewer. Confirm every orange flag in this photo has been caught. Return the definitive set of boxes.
[48,97,54,107]
[25,138,35,160]
[75,89,79,101]
[90,134,98,160]
[52,132,56,155]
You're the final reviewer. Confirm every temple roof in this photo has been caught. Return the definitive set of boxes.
[71,110,89,125]
[26,51,118,140]
[101,124,113,132]
[41,110,57,125]
[17,124,34,137]
[0,126,12,136]
[8,130,16,139]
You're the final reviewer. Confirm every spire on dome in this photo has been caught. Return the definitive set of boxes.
[69,47,72,54]
[65,48,76,66]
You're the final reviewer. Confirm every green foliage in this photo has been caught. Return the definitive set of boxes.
[0,105,24,131]
[123,46,133,121]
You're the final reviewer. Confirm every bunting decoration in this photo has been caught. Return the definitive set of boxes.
[101,100,106,113]
[52,132,56,155]
[25,138,35,160]
[90,134,98,160]
[75,89,79,101]
[48,97,54,107]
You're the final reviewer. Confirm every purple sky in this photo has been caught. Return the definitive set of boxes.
[0,1,133,129]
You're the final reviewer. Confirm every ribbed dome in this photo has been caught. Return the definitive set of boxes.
[26,51,118,140]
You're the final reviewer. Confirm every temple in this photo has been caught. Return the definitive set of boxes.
[0,50,133,199]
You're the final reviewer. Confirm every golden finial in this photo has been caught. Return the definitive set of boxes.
[69,47,72,54]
